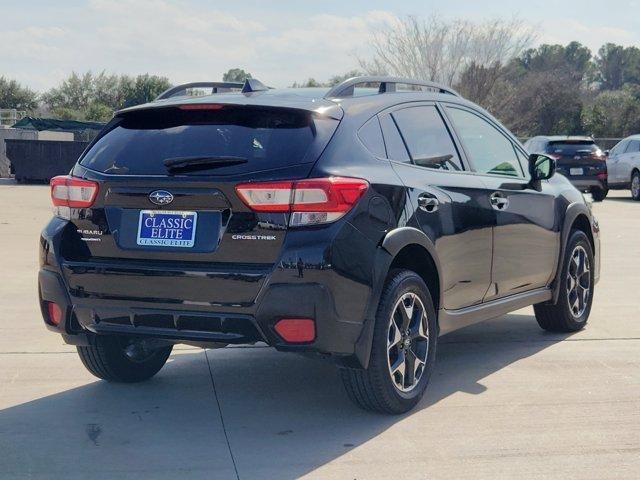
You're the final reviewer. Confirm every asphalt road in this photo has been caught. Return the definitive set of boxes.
[0,180,638,479]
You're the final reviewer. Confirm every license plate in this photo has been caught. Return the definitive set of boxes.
[137,210,197,248]
[570,168,584,176]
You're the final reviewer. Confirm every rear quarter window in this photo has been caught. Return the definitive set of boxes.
[358,117,386,158]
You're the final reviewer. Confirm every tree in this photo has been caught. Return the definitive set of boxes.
[327,70,364,87]
[42,71,95,113]
[222,68,252,83]
[119,74,171,108]
[41,72,171,120]
[595,43,640,90]
[0,77,38,111]
[497,70,584,136]
[290,71,365,88]
[359,15,535,87]
[582,88,640,137]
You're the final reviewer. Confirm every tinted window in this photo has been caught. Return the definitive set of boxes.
[610,140,628,156]
[80,107,330,175]
[446,107,522,177]
[514,147,530,178]
[392,106,462,171]
[546,140,597,155]
[625,140,640,153]
[379,114,410,163]
[358,117,386,158]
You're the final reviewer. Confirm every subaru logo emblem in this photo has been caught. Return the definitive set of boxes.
[149,190,174,205]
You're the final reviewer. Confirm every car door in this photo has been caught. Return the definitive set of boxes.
[620,140,640,184]
[379,103,494,310]
[607,139,630,185]
[442,104,560,300]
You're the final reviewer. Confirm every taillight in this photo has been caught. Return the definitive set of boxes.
[235,177,368,227]
[50,175,99,219]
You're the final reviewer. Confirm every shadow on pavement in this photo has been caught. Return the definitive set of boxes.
[0,313,574,479]
[601,195,635,203]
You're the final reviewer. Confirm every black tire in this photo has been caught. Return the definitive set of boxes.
[340,269,438,414]
[534,230,594,332]
[591,187,607,202]
[77,335,172,382]
[631,171,640,201]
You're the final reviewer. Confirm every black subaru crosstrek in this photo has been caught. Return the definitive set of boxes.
[39,77,600,414]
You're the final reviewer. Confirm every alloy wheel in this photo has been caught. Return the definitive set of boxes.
[387,292,430,392]
[566,245,591,319]
[632,175,640,198]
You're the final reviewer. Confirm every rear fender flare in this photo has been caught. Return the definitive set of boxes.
[550,202,593,304]
[352,227,442,369]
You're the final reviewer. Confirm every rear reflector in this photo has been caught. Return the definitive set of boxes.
[274,318,315,343]
[46,302,63,326]
[235,177,368,226]
[50,176,98,208]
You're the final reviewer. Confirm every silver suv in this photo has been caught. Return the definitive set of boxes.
[606,135,640,200]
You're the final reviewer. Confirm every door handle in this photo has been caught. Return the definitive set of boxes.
[490,192,509,211]
[418,195,439,213]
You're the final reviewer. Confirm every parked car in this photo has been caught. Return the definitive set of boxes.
[39,76,600,414]
[524,136,608,201]
[605,134,640,200]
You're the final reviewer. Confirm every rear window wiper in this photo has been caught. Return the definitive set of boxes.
[163,156,248,174]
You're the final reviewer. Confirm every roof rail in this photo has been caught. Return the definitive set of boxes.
[155,78,270,101]
[156,82,244,100]
[324,76,459,99]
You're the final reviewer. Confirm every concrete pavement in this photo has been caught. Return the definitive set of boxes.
[0,181,638,479]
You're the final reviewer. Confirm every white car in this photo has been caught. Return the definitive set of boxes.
[606,135,640,200]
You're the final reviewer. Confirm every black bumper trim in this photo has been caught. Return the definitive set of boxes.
[73,305,268,345]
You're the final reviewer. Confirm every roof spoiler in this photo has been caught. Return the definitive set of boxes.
[324,76,459,99]
[155,78,269,101]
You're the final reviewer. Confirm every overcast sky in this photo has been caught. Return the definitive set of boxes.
[2,0,639,91]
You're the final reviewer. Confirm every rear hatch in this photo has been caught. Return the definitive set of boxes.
[61,104,339,307]
[546,139,607,178]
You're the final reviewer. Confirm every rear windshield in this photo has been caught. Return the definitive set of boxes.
[546,140,597,155]
[80,106,330,175]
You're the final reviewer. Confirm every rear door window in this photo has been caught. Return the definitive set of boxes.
[80,106,335,175]
[379,114,410,163]
[391,106,463,171]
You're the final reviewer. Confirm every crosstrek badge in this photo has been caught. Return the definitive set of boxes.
[136,210,197,247]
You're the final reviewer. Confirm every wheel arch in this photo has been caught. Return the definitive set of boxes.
[550,203,596,304]
[352,227,442,370]
[380,227,442,312]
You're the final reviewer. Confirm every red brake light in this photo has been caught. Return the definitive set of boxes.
[178,104,225,110]
[235,177,368,226]
[50,176,99,208]
[274,318,315,343]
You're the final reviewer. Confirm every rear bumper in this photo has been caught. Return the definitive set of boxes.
[566,177,606,191]
[38,218,380,365]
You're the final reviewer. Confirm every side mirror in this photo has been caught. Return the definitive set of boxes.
[528,153,555,183]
